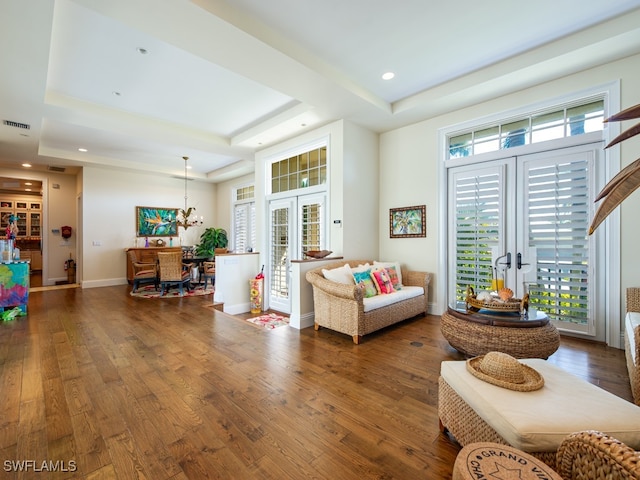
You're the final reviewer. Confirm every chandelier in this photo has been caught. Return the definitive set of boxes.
[176,156,203,230]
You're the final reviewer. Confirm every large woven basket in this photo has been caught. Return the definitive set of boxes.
[465,286,528,313]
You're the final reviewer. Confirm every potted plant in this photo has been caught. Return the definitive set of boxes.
[195,227,228,259]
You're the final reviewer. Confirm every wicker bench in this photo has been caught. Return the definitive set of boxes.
[439,358,640,469]
[306,260,431,344]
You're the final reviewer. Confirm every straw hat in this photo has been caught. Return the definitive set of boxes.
[466,351,544,391]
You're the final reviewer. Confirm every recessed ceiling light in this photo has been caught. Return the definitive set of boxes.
[25,182,32,186]
[78,148,87,152]
[22,163,31,168]
[137,47,148,55]
[112,91,121,97]
[25,189,31,192]
[382,72,395,80]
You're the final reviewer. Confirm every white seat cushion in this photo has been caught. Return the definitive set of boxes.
[627,312,640,364]
[362,286,423,312]
[441,359,640,452]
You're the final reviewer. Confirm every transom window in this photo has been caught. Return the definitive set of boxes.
[271,146,327,194]
[449,100,604,158]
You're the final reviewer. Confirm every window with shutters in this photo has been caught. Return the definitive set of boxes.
[232,185,255,253]
[451,168,503,302]
[448,145,599,336]
[522,156,591,325]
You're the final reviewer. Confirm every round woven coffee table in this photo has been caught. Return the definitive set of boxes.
[453,442,562,480]
[441,305,560,359]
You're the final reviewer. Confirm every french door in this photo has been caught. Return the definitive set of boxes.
[448,143,603,337]
[268,193,326,313]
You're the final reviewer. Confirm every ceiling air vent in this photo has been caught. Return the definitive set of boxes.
[3,120,30,130]
[48,166,66,173]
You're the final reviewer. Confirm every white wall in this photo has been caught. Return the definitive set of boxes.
[342,120,380,260]
[81,166,216,287]
[380,52,640,317]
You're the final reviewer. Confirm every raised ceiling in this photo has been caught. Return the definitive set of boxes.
[1,0,640,183]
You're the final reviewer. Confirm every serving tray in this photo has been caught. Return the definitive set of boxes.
[465,286,528,313]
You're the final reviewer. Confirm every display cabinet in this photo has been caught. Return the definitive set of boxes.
[0,195,41,240]
[29,212,41,237]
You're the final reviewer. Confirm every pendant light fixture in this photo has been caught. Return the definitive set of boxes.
[176,156,203,230]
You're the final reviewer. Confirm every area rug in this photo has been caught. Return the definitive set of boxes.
[129,284,213,299]
[246,313,289,329]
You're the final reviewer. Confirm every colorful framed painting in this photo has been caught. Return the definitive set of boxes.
[389,205,426,238]
[136,206,178,237]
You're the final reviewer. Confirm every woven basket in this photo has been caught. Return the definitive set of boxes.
[465,285,528,313]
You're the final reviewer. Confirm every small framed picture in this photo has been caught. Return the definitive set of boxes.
[389,205,426,238]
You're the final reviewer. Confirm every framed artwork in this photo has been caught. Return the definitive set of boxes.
[389,205,426,238]
[136,206,178,237]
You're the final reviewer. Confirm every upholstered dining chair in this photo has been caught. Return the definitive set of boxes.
[127,250,158,292]
[202,261,215,289]
[157,251,192,296]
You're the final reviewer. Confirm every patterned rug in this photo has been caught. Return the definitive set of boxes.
[246,313,289,329]
[129,284,213,299]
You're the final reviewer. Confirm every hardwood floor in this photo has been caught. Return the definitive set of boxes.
[0,285,632,479]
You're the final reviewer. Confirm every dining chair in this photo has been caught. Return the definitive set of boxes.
[202,261,215,289]
[127,250,158,292]
[157,251,192,296]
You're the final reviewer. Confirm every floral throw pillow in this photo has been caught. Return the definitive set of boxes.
[371,268,395,294]
[352,270,377,298]
[384,266,402,290]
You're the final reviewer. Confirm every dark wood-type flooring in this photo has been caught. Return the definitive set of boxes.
[0,284,632,479]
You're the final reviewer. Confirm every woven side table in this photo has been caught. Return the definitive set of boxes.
[441,306,560,359]
[453,443,562,480]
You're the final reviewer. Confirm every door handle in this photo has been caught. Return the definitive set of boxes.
[496,252,511,269]
[517,252,530,270]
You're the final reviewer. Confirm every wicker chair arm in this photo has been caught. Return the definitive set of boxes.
[628,287,640,313]
[556,430,640,479]
[132,261,157,272]
[306,271,364,302]
[402,270,431,290]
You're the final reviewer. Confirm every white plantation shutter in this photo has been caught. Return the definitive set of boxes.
[520,152,593,327]
[233,202,255,253]
[449,164,506,302]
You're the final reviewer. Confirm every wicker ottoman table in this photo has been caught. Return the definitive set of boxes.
[441,306,560,359]
[453,442,562,480]
[439,358,640,469]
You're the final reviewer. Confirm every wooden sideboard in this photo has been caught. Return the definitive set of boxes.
[125,247,182,284]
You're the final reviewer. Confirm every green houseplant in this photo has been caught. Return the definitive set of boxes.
[195,227,228,259]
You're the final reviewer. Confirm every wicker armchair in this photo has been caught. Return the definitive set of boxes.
[627,288,640,405]
[556,430,640,479]
[127,250,158,292]
[202,261,215,289]
[157,251,192,296]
